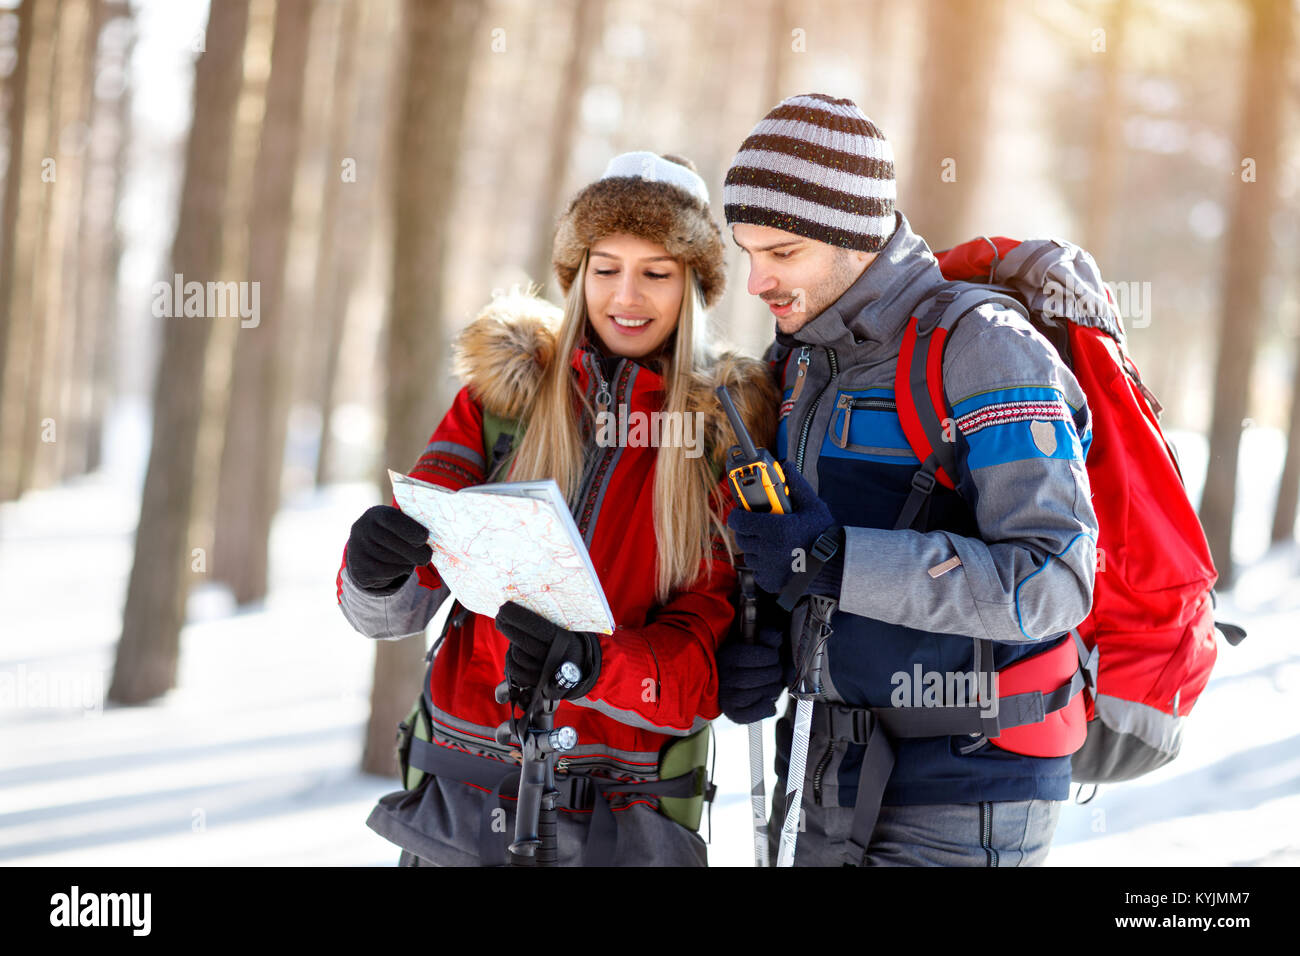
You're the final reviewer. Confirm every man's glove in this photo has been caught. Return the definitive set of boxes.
[726,464,842,597]
[717,623,792,724]
[495,601,601,699]
[346,505,433,594]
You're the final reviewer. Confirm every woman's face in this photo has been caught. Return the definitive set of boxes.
[584,233,685,360]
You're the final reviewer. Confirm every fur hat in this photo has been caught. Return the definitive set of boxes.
[552,152,727,309]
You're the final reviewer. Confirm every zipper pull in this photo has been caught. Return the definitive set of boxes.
[595,378,612,414]
[831,392,852,448]
[789,347,811,405]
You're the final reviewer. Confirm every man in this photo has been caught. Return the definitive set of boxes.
[717,93,1098,866]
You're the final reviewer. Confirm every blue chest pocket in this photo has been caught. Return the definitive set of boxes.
[819,388,919,465]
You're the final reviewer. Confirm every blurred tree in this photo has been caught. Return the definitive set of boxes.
[19,0,94,490]
[482,0,546,280]
[0,0,35,469]
[290,0,358,488]
[78,0,133,474]
[211,0,316,606]
[188,0,276,609]
[762,0,794,113]
[905,0,1006,249]
[1199,0,1292,587]
[1081,0,1131,271]
[1274,318,1300,545]
[61,0,128,480]
[308,0,383,488]
[111,0,251,704]
[526,0,602,294]
[0,0,59,501]
[362,0,484,777]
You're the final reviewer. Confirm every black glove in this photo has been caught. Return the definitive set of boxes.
[346,505,432,594]
[717,622,792,724]
[495,601,601,699]
[727,464,842,598]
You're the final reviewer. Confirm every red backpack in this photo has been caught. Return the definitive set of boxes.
[896,236,1243,784]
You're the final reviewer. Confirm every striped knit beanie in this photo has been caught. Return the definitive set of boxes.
[723,93,896,252]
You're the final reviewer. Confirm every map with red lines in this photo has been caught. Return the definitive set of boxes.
[388,470,615,634]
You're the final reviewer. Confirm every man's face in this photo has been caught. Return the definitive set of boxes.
[732,222,875,334]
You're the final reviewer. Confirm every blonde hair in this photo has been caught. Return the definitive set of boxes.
[508,252,730,603]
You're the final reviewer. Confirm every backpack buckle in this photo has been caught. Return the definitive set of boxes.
[910,470,937,496]
[810,527,842,564]
[562,773,596,811]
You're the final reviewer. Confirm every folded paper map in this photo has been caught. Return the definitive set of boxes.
[388,470,615,634]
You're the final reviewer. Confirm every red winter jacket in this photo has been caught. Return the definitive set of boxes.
[337,299,777,791]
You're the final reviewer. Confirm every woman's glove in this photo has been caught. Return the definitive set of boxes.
[495,602,601,699]
[717,623,792,724]
[346,505,433,594]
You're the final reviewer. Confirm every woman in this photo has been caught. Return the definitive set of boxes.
[336,152,776,866]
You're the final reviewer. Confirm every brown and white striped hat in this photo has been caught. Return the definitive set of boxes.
[723,93,897,252]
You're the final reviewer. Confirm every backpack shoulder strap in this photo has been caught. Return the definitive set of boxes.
[480,408,523,483]
[893,282,1027,531]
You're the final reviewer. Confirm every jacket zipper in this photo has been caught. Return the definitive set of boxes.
[797,344,839,806]
[831,393,896,448]
[795,346,838,470]
[575,355,623,538]
[837,394,895,412]
[594,363,613,414]
[573,354,606,512]
[980,801,999,867]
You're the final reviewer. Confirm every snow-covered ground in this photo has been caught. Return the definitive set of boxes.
[1,402,1297,866]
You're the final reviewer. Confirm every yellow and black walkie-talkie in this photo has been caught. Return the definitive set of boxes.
[716,385,792,515]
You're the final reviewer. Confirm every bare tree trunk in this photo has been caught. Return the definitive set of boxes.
[905,0,1005,249]
[61,0,116,480]
[526,0,601,294]
[210,0,315,606]
[0,0,60,501]
[310,0,364,488]
[362,0,483,778]
[1199,0,1292,589]
[863,0,894,108]
[0,0,36,423]
[185,0,276,619]
[1271,326,1300,544]
[110,0,251,705]
[483,2,548,279]
[761,0,792,115]
[22,0,95,490]
[1081,0,1130,271]
[83,1,133,474]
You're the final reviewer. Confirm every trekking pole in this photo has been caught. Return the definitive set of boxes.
[494,661,580,866]
[717,384,790,867]
[777,595,834,868]
[735,567,769,868]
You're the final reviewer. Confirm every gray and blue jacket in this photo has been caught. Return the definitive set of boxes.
[768,212,1098,807]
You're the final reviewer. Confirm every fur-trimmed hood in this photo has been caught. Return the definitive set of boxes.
[451,290,779,471]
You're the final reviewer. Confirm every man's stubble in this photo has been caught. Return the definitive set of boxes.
[779,247,868,335]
